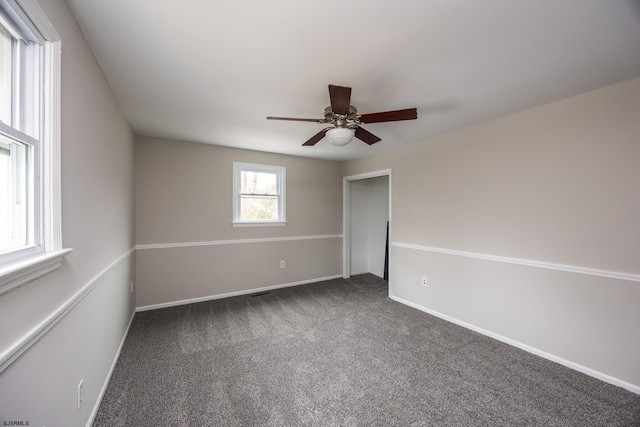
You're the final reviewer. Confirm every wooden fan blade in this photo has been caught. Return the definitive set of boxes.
[359,108,417,124]
[328,85,352,115]
[354,126,381,145]
[267,116,323,123]
[302,129,327,146]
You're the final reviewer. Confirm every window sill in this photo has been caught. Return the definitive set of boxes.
[0,248,73,296]
[232,221,287,227]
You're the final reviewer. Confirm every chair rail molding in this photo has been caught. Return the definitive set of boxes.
[392,242,640,283]
[136,234,343,251]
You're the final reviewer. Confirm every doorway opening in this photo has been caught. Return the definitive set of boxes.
[343,169,391,280]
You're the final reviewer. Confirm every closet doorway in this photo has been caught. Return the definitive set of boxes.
[343,169,391,280]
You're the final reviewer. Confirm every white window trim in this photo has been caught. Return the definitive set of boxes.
[0,0,71,295]
[232,161,286,226]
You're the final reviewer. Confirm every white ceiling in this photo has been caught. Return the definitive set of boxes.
[65,0,640,161]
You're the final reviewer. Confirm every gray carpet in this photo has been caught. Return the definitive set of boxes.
[94,274,640,426]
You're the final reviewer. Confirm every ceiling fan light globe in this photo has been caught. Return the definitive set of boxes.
[326,128,355,146]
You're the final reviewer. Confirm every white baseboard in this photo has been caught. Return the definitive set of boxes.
[136,274,343,312]
[86,309,136,427]
[389,294,640,395]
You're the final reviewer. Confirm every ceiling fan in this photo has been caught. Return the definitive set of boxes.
[267,85,417,147]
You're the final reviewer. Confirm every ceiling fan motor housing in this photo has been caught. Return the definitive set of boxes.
[324,105,360,128]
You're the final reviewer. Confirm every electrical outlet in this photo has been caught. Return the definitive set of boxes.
[280,260,285,268]
[421,277,427,287]
[130,281,134,294]
[77,379,84,409]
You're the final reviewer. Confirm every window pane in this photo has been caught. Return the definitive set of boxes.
[0,29,12,125]
[241,171,277,195]
[240,196,278,221]
[0,138,28,252]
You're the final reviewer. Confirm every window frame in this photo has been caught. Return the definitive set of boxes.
[0,0,71,296]
[232,161,286,227]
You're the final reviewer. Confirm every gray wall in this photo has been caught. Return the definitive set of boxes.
[0,1,135,426]
[342,77,640,389]
[135,136,343,308]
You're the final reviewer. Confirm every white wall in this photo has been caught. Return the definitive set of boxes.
[0,1,135,426]
[342,77,640,391]
[349,180,370,275]
[349,176,389,278]
[367,176,389,278]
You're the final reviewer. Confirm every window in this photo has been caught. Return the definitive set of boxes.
[233,162,286,226]
[0,0,68,295]
[0,135,29,254]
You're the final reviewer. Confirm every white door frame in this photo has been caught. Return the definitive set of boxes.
[343,169,392,279]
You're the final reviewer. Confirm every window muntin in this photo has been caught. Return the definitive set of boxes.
[233,162,285,225]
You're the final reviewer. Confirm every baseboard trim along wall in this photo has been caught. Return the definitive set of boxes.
[389,294,640,395]
[136,274,343,312]
[391,242,640,283]
[0,248,135,374]
[86,310,135,427]
[136,234,343,251]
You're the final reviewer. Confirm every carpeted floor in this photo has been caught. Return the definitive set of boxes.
[94,274,640,426]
